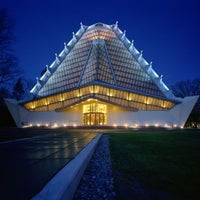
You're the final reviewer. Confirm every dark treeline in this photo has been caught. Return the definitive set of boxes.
[0,9,33,126]
[171,78,200,128]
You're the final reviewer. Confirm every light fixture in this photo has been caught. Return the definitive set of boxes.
[54,123,58,128]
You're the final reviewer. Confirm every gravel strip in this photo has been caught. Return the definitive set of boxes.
[73,135,116,200]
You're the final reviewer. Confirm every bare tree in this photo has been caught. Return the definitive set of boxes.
[12,78,25,100]
[0,9,20,88]
[171,78,200,97]
[171,78,200,128]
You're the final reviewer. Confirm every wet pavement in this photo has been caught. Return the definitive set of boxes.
[0,128,97,199]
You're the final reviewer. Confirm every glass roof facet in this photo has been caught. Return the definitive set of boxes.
[34,23,169,99]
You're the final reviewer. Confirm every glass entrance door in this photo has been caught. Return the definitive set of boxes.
[83,102,107,125]
[83,113,105,125]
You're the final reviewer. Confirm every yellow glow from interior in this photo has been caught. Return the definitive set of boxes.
[24,85,175,112]
[83,101,107,114]
[163,102,166,108]
[45,99,49,105]
[88,34,111,41]
[31,103,35,109]
[60,94,64,101]
[82,100,107,125]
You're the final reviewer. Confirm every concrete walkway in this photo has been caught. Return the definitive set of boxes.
[0,129,97,199]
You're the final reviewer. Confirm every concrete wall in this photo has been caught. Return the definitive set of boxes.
[5,95,199,128]
[107,96,199,127]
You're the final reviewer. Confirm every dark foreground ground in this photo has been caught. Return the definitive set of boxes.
[0,128,97,199]
[109,129,200,200]
[0,127,200,200]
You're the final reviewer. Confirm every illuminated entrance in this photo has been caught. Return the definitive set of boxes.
[83,102,107,125]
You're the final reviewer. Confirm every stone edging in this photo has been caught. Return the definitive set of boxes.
[32,134,102,200]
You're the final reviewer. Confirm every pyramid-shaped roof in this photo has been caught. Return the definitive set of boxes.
[30,22,175,101]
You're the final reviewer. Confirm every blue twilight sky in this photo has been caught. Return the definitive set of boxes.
[1,0,200,87]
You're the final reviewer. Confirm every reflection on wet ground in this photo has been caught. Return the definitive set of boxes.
[0,129,97,199]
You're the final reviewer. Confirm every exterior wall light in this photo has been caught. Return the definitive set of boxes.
[54,123,58,128]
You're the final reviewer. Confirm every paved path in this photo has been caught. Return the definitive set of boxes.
[0,128,97,199]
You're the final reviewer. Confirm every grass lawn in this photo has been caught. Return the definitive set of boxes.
[109,130,200,200]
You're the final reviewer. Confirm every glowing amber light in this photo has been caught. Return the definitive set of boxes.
[45,100,49,105]
[24,85,175,112]
[31,103,35,109]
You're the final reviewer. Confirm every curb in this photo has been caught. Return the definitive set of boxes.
[32,133,102,200]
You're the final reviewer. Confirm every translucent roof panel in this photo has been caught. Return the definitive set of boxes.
[105,37,165,97]
[79,39,116,86]
[35,23,166,98]
[37,34,91,96]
